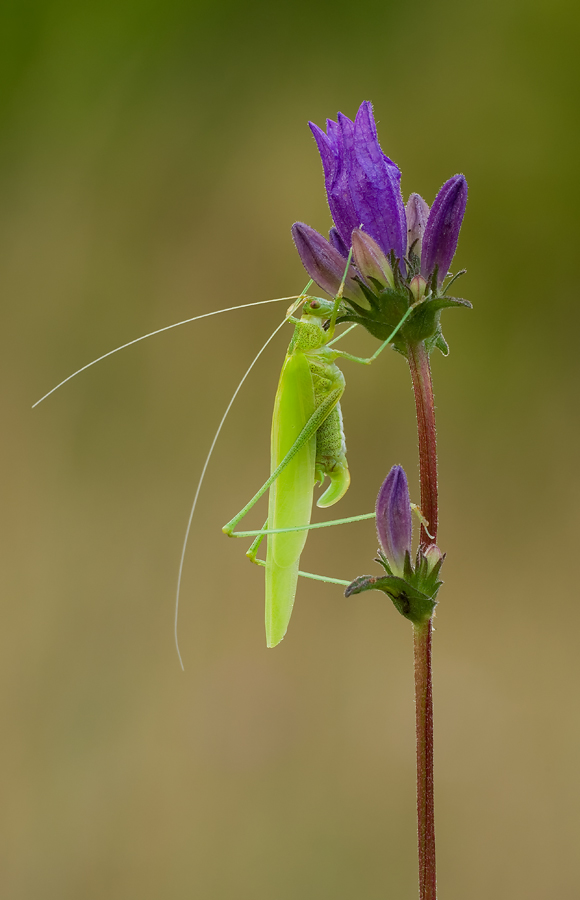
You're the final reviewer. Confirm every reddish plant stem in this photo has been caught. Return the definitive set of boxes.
[407,340,438,900]
[413,621,436,900]
[407,341,438,549]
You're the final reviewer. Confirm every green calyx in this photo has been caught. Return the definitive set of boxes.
[344,546,444,626]
[336,250,471,358]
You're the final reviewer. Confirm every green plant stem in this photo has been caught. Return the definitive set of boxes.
[407,339,438,900]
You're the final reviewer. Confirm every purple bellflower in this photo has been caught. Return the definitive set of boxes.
[307,102,407,266]
[292,102,470,357]
[345,465,444,625]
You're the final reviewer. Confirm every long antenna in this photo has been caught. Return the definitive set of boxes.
[173,296,305,670]
[32,295,304,408]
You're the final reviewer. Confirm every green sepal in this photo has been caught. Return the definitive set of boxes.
[403,549,414,582]
[413,548,444,599]
[377,545,443,597]
[400,295,471,348]
[344,573,437,625]
[336,283,412,354]
[335,312,404,345]
[336,253,472,358]
[355,279,382,311]
[433,330,450,357]
[430,295,472,312]
[338,294,376,319]
[337,292,471,357]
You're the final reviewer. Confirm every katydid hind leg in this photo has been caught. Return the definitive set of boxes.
[222,383,345,536]
[246,520,268,564]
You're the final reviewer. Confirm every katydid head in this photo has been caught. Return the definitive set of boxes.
[289,296,347,351]
[300,297,347,337]
[302,297,338,318]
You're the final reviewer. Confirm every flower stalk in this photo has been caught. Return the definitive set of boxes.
[414,619,436,900]
[408,338,438,900]
[407,340,438,550]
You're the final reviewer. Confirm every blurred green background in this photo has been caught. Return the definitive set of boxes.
[2,0,579,897]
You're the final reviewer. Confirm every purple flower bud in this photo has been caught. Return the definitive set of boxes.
[291,222,367,304]
[421,174,468,287]
[406,193,430,256]
[351,228,394,288]
[376,465,412,577]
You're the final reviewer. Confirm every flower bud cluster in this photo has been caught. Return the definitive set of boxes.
[292,102,470,357]
[345,466,444,624]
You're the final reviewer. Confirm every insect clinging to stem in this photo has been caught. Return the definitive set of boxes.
[221,257,422,650]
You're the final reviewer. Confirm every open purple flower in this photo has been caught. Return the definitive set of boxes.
[292,101,407,286]
[308,102,407,262]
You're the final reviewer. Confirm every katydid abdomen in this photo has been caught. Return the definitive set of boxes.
[310,362,350,508]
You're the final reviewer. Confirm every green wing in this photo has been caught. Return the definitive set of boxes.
[265,350,316,647]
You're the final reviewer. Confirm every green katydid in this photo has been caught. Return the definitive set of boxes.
[221,273,421,649]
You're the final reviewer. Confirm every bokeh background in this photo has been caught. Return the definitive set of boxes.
[1,0,579,897]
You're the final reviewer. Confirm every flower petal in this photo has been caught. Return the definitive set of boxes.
[421,174,468,286]
[309,116,359,249]
[309,121,336,188]
[351,228,394,288]
[349,102,407,265]
[328,226,349,258]
[406,193,430,256]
